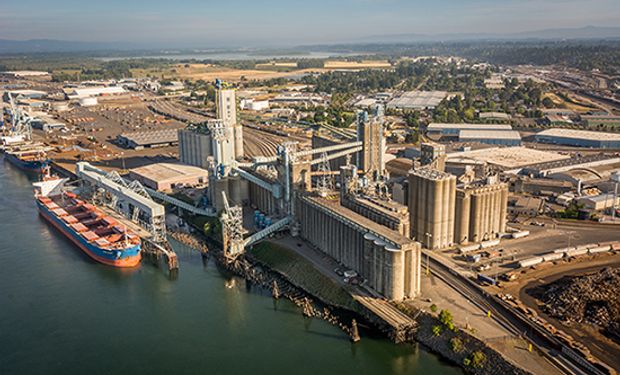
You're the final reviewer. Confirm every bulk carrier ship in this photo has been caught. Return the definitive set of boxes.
[33,175,142,267]
[4,147,50,173]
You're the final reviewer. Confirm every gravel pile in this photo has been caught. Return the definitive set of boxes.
[540,268,620,331]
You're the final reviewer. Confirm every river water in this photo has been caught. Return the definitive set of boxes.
[0,159,461,375]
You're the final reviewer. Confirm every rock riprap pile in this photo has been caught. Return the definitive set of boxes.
[540,267,619,335]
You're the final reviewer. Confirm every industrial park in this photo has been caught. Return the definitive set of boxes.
[2,4,620,374]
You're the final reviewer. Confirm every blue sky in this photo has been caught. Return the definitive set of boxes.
[1,0,619,45]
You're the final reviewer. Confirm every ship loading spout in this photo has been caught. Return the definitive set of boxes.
[71,162,180,274]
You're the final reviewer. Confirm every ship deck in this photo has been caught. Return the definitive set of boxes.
[37,192,141,251]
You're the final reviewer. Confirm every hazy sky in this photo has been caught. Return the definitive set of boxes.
[1,0,619,46]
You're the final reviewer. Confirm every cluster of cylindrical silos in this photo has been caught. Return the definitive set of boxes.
[207,176,249,212]
[362,233,420,301]
[296,195,421,301]
[455,184,508,244]
[178,129,213,170]
[408,169,457,249]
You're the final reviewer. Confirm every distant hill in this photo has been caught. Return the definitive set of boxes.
[359,26,620,43]
[1,26,619,55]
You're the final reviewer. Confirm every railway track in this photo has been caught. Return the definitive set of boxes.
[423,252,598,375]
[148,100,210,124]
[242,125,309,158]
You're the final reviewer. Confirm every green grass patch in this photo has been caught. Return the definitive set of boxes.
[251,242,357,310]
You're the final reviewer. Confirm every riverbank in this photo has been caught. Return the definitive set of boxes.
[247,240,533,374]
[174,220,533,374]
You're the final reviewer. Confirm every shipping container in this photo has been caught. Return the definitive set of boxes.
[477,274,497,286]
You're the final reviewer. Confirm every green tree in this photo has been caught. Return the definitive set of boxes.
[450,337,464,353]
[432,325,442,337]
[463,108,475,122]
[471,351,487,369]
[439,309,456,332]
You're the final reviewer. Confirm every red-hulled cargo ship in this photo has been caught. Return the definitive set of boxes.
[33,177,141,267]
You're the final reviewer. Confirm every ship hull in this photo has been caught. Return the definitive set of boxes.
[5,152,49,173]
[37,201,141,267]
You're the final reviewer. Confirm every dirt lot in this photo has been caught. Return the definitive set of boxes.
[324,60,392,69]
[130,61,392,82]
[501,253,620,370]
[131,63,323,82]
[543,92,598,112]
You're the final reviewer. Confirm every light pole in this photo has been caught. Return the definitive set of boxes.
[424,232,432,276]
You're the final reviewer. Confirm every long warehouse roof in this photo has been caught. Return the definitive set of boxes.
[119,129,179,146]
[458,130,522,140]
[428,123,513,131]
[536,128,620,141]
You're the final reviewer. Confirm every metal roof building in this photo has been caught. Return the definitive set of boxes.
[65,86,127,99]
[387,91,447,110]
[427,123,513,136]
[129,163,208,192]
[582,115,620,128]
[117,129,179,150]
[458,130,522,146]
[535,128,620,149]
[479,112,512,123]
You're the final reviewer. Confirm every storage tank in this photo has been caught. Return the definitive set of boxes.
[480,239,501,248]
[588,245,611,254]
[512,230,530,239]
[384,245,404,301]
[542,252,564,262]
[567,248,588,257]
[79,97,98,107]
[51,101,70,112]
[553,247,572,254]
[363,233,377,277]
[373,239,386,292]
[459,244,480,254]
[519,256,543,268]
